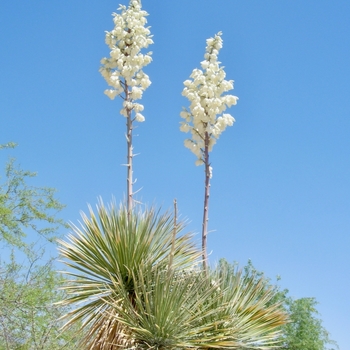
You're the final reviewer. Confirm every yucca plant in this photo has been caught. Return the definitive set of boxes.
[203,264,288,349]
[104,263,234,349]
[58,200,287,349]
[96,258,287,349]
[58,200,201,348]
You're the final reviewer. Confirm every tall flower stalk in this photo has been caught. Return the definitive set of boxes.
[181,32,238,271]
[100,0,153,216]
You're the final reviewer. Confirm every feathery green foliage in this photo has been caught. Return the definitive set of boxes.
[0,143,66,249]
[0,252,81,349]
[0,143,79,349]
[282,297,339,350]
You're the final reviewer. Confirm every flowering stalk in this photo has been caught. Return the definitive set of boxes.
[180,32,238,271]
[100,0,153,216]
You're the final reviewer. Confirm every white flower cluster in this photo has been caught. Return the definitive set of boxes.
[180,32,238,163]
[100,0,153,122]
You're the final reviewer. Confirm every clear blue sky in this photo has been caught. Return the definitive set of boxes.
[1,0,349,347]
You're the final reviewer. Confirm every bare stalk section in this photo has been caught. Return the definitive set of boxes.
[125,84,134,216]
[201,133,210,271]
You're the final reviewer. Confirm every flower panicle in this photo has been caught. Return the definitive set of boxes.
[180,32,238,166]
[100,0,153,122]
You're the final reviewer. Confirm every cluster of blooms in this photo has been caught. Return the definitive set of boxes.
[180,32,238,165]
[100,0,153,122]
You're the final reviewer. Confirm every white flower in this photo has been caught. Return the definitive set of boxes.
[123,101,133,110]
[135,113,145,122]
[120,108,128,117]
[131,86,143,100]
[222,113,235,126]
[180,122,191,133]
[104,89,118,100]
[224,94,238,107]
[206,38,214,47]
[200,60,210,70]
[133,103,144,112]
[140,76,151,89]
[184,139,193,149]
[180,110,191,120]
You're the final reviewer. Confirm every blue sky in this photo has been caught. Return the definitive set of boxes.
[1,0,349,347]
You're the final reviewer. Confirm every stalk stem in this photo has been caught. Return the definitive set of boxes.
[202,131,210,272]
[125,82,133,219]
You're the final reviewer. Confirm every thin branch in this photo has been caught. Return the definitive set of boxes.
[168,199,177,278]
